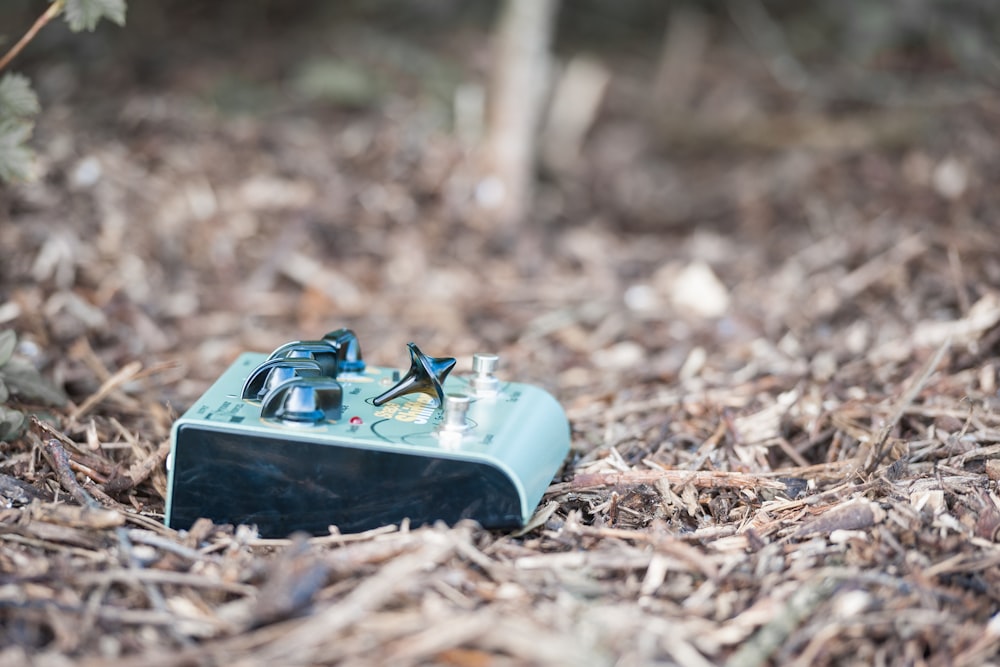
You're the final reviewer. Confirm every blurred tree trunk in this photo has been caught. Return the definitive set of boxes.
[482,0,559,230]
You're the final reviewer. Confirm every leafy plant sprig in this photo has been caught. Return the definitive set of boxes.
[0,330,67,441]
[0,0,127,181]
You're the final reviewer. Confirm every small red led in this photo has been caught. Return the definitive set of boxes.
[349,416,363,425]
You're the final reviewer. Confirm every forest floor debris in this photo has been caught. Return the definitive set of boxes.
[2,6,1000,665]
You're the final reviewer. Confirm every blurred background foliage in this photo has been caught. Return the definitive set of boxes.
[2,0,997,101]
[1,0,997,220]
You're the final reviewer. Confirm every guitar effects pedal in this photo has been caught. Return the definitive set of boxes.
[165,329,570,537]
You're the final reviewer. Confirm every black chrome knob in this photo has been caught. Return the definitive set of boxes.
[260,377,343,425]
[323,328,365,373]
[241,358,323,401]
[372,343,456,407]
[268,340,341,377]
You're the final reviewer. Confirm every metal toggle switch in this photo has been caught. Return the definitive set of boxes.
[471,353,501,397]
[441,393,471,432]
[438,393,471,449]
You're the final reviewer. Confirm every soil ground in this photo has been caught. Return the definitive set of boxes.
[1,4,999,665]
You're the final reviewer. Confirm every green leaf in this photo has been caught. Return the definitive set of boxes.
[0,405,25,442]
[62,0,127,32]
[0,380,8,404]
[0,73,40,120]
[0,357,67,406]
[0,330,15,366]
[0,119,34,182]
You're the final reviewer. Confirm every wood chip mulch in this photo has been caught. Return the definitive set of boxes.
[2,20,1000,666]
